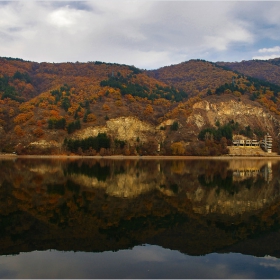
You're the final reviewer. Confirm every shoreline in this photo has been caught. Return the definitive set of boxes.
[1,154,280,160]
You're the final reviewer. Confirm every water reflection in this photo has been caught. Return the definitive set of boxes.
[1,247,280,279]
[0,158,280,264]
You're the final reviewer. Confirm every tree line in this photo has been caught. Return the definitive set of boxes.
[100,74,188,102]
[64,133,111,153]
[0,71,32,102]
[198,120,265,142]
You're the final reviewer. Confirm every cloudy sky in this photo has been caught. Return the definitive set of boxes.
[0,1,280,69]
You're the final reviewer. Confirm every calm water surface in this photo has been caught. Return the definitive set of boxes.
[0,158,280,278]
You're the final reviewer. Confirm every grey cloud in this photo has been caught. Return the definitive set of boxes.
[48,1,94,11]
[0,1,280,69]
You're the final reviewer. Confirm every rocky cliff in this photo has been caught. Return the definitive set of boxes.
[61,97,280,155]
[73,116,165,144]
[190,98,280,137]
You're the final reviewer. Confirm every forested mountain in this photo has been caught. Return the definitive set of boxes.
[1,56,280,155]
[216,58,280,86]
[147,59,236,96]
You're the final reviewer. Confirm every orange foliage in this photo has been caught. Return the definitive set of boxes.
[0,118,5,126]
[125,94,135,102]
[14,125,25,136]
[102,104,110,111]
[14,112,34,124]
[50,110,60,119]
[33,127,44,137]
[144,104,154,115]
[217,59,280,87]
[148,60,237,96]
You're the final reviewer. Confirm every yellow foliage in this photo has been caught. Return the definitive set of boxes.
[115,100,123,107]
[67,103,80,116]
[153,98,171,107]
[233,91,241,97]
[144,104,154,115]
[171,142,185,155]
[87,113,96,122]
[9,108,15,117]
[19,103,35,112]
[39,102,48,108]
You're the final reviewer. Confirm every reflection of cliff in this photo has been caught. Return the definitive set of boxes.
[188,183,279,216]
[1,158,280,258]
[68,165,167,198]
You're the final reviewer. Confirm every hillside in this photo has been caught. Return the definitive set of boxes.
[1,57,280,155]
[216,58,280,87]
[147,59,238,97]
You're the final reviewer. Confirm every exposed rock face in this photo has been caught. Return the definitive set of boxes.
[156,119,176,129]
[74,116,164,143]
[189,99,280,137]
[186,114,205,128]
[29,140,60,148]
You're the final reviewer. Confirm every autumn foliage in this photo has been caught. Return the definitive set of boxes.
[0,56,280,155]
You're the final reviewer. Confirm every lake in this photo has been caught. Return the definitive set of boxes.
[0,157,280,278]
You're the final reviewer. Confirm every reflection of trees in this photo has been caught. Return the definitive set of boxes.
[64,161,111,182]
[198,172,237,195]
[198,172,267,195]
[0,159,280,257]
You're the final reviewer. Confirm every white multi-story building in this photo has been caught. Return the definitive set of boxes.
[260,133,272,153]
[232,139,260,147]
[232,133,272,153]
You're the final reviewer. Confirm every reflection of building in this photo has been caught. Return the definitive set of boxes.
[232,133,272,153]
[232,162,272,182]
[263,161,272,182]
[233,168,260,179]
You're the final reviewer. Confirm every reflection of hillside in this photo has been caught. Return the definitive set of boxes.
[0,158,280,257]
[1,158,280,215]
[68,167,166,198]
